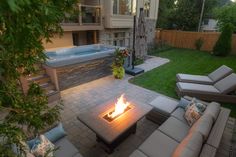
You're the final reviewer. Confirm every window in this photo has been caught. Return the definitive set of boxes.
[144,0,150,17]
[113,0,136,15]
[113,32,126,46]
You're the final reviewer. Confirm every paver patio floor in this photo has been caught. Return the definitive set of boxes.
[60,56,236,157]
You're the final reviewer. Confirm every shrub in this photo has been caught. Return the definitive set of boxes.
[195,38,204,50]
[213,23,234,56]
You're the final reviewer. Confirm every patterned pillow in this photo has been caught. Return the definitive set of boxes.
[185,98,206,115]
[184,103,202,126]
[31,135,55,157]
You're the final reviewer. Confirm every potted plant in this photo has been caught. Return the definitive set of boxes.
[112,49,130,79]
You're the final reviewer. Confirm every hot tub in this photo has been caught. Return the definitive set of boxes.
[46,44,116,67]
[44,44,119,90]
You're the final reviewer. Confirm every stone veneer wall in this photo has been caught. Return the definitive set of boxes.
[145,19,157,46]
[56,56,113,90]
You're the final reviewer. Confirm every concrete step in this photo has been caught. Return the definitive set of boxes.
[47,90,61,103]
[40,82,55,91]
[28,74,50,84]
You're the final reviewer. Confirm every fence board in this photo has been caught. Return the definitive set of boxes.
[156,30,236,55]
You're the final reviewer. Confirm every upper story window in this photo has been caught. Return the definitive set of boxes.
[144,0,151,17]
[113,0,136,15]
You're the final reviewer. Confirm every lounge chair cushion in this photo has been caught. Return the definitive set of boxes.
[129,150,148,157]
[139,130,178,157]
[54,138,80,157]
[172,131,203,157]
[189,114,214,141]
[208,65,233,82]
[171,107,188,125]
[177,74,213,84]
[214,73,236,94]
[158,117,190,142]
[177,82,220,96]
[203,102,220,121]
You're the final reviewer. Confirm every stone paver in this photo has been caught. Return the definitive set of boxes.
[59,56,236,157]
[60,56,167,157]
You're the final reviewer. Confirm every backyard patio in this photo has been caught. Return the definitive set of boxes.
[58,50,236,157]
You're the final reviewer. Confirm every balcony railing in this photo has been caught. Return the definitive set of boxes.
[62,4,101,26]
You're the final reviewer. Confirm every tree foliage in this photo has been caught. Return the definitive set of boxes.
[157,0,218,31]
[214,3,236,31]
[0,0,78,156]
[213,23,234,56]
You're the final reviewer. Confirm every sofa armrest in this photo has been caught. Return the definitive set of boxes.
[200,144,216,157]
[206,107,230,148]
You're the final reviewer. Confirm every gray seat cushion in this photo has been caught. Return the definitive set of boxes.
[138,130,179,157]
[177,82,220,94]
[171,107,188,125]
[203,102,220,121]
[189,114,214,141]
[208,65,233,82]
[54,137,80,157]
[149,96,179,116]
[172,131,203,157]
[158,117,190,142]
[177,74,213,85]
[129,150,148,157]
[214,73,236,94]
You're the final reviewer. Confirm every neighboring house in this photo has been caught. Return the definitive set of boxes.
[43,0,159,49]
[201,18,218,32]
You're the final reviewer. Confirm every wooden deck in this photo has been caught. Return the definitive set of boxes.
[216,117,236,157]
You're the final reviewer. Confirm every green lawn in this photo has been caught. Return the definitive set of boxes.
[130,48,236,117]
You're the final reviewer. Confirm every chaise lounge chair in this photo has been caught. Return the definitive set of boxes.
[176,73,236,103]
[176,65,233,85]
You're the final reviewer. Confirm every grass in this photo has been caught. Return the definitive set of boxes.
[130,48,236,117]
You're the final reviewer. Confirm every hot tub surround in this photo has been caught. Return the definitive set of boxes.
[44,44,131,91]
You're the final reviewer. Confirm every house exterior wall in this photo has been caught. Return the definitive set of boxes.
[201,19,218,32]
[43,0,159,49]
[43,32,73,49]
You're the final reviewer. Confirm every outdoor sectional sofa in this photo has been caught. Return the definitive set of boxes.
[129,96,230,157]
[176,73,236,103]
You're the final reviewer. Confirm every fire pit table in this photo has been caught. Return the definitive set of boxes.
[77,95,153,153]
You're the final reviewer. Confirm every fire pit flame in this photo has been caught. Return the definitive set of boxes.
[108,94,130,118]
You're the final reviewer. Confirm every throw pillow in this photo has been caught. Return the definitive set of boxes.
[177,98,190,109]
[184,103,202,126]
[185,98,206,115]
[31,135,55,157]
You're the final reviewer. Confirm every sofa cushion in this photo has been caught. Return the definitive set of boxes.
[149,96,179,116]
[129,150,148,157]
[214,73,236,94]
[171,108,188,125]
[54,138,79,157]
[177,74,213,84]
[208,65,233,82]
[204,102,220,121]
[158,117,190,142]
[189,114,214,141]
[172,131,203,157]
[139,130,179,157]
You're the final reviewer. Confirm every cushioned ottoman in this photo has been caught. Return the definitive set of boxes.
[146,96,179,125]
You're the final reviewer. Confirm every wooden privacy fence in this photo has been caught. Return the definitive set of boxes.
[156,30,236,55]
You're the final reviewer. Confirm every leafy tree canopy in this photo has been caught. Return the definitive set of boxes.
[214,2,236,31]
[0,0,78,156]
[157,0,218,31]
